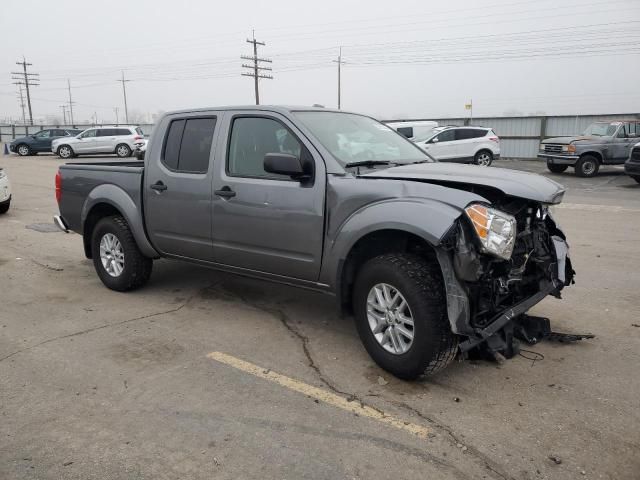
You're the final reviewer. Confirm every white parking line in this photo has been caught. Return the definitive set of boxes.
[206,351,431,439]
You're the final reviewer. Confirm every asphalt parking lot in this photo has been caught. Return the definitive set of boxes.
[1,152,639,480]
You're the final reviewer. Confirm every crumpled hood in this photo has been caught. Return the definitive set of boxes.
[360,163,566,204]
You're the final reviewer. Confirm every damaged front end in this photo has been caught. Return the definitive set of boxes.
[437,197,580,359]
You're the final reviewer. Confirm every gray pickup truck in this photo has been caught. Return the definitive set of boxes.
[538,120,640,177]
[54,106,574,379]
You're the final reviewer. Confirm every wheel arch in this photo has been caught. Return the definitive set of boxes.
[579,150,603,163]
[81,185,159,259]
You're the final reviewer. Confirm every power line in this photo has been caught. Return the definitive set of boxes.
[241,31,272,105]
[11,57,39,125]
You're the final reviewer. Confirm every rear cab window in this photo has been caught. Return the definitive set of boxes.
[162,117,217,173]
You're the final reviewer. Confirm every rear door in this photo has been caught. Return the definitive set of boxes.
[210,111,326,281]
[144,113,219,260]
[95,128,117,153]
[454,128,486,162]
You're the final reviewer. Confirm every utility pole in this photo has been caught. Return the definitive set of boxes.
[11,57,39,125]
[117,71,130,123]
[13,83,27,125]
[241,31,272,105]
[60,105,67,124]
[114,107,119,125]
[332,47,345,109]
[67,79,75,126]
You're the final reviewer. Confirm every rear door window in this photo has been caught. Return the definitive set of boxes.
[455,128,486,140]
[162,117,216,173]
[115,128,131,136]
[396,126,413,138]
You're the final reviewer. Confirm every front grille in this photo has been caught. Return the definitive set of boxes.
[631,147,640,162]
[544,144,563,153]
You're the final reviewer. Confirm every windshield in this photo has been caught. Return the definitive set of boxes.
[583,122,617,136]
[294,111,432,166]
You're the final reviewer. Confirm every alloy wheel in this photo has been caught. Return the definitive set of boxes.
[366,283,415,355]
[99,233,125,277]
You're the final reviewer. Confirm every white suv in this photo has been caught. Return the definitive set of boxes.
[413,126,500,166]
[0,167,11,214]
[52,126,144,159]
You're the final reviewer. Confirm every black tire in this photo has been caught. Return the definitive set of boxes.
[115,144,132,158]
[547,161,568,173]
[575,155,600,177]
[353,253,458,380]
[91,215,152,291]
[57,145,74,159]
[632,176,640,184]
[0,199,9,214]
[474,150,493,166]
[16,144,31,156]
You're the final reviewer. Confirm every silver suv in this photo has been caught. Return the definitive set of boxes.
[52,126,144,159]
[413,126,500,166]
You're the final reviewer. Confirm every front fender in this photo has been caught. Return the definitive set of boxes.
[81,184,158,258]
[319,198,464,288]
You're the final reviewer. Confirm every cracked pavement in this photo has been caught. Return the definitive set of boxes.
[1,154,639,479]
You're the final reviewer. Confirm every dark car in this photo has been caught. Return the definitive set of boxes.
[9,128,82,156]
[624,142,640,183]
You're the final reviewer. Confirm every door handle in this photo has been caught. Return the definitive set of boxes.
[214,186,236,198]
[150,181,167,192]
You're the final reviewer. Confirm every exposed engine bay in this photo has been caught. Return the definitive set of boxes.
[441,192,589,359]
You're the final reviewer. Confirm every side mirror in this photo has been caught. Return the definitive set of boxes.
[264,153,310,180]
[431,137,439,143]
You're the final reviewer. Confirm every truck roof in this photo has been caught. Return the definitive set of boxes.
[162,105,349,116]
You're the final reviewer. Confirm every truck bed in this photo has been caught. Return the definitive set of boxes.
[58,161,145,235]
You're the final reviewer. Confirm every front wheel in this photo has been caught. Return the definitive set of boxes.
[353,253,458,379]
[91,215,152,291]
[474,150,493,166]
[57,145,74,159]
[575,155,600,177]
[0,199,9,214]
[16,144,31,156]
[547,161,568,173]
[115,144,132,158]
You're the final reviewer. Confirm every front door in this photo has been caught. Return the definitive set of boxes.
[423,129,456,161]
[610,122,639,163]
[211,112,326,282]
[32,129,52,152]
[74,128,97,153]
[144,114,218,260]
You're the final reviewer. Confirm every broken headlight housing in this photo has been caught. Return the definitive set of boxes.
[464,204,517,260]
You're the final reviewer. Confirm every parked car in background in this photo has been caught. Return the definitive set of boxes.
[538,120,640,177]
[624,142,640,184]
[413,126,500,166]
[134,138,148,160]
[385,120,438,140]
[9,128,82,156]
[52,126,144,159]
[0,167,11,214]
[54,106,574,379]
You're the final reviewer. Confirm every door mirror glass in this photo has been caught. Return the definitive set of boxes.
[264,153,307,180]
[431,136,439,143]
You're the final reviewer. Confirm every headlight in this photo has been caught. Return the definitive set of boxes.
[539,144,545,151]
[465,204,517,260]
[562,144,576,153]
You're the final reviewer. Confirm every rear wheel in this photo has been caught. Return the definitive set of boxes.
[57,145,74,159]
[575,155,600,177]
[115,144,132,158]
[474,150,493,166]
[546,161,568,173]
[16,144,31,156]
[91,215,152,291]
[353,253,458,379]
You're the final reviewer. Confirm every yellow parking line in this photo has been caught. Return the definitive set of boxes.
[206,351,431,439]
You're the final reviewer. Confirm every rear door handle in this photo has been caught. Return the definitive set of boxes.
[214,186,236,198]
[150,181,167,192]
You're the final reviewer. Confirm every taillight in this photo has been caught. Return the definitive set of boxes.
[55,171,62,204]
[133,135,142,140]
[488,136,499,143]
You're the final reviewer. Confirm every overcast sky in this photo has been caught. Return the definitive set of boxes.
[1,0,639,124]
